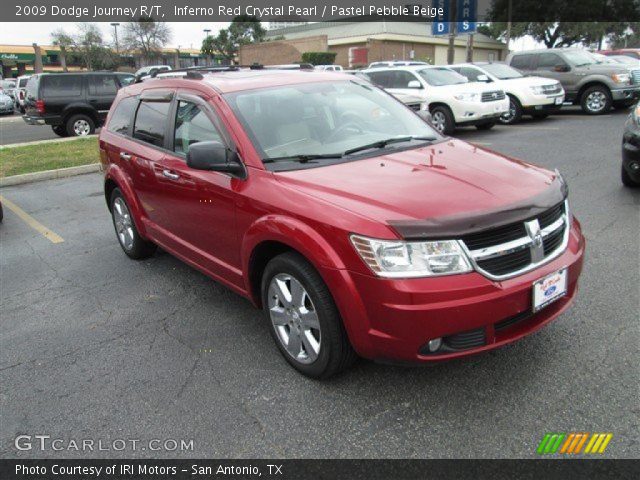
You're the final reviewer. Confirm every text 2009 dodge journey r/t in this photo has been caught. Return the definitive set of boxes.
[99,68,585,378]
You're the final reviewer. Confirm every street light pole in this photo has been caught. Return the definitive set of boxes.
[111,23,120,53]
[203,29,212,66]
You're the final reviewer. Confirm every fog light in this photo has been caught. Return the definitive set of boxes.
[427,338,442,352]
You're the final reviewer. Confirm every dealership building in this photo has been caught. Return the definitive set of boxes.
[239,21,508,67]
[0,44,213,78]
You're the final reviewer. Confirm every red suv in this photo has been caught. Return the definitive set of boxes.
[99,67,585,378]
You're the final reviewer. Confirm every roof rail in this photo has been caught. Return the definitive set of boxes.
[136,63,315,83]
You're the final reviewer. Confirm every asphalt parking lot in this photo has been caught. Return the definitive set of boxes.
[1,107,638,459]
[0,115,101,145]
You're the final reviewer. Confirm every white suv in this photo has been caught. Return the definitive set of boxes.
[450,62,565,124]
[364,65,509,134]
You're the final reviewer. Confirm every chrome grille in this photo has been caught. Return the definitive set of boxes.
[481,90,506,102]
[461,200,569,280]
[541,84,562,95]
[631,69,640,85]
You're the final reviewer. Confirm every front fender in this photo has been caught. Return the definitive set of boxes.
[103,163,149,239]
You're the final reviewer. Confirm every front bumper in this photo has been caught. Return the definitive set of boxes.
[453,98,509,125]
[324,219,585,364]
[623,117,640,183]
[611,85,640,101]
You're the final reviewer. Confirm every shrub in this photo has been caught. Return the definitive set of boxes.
[301,52,337,66]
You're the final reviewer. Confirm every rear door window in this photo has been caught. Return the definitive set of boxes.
[536,53,565,70]
[133,100,171,147]
[88,75,117,96]
[42,75,83,97]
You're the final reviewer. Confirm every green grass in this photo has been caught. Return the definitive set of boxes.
[0,137,99,177]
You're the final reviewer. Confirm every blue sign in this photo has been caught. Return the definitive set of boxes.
[432,0,450,36]
[456,0,477,33]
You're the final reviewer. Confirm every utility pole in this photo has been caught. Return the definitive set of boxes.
[111,23,120,53]
[466,34,474,62]
[447,0,458,65]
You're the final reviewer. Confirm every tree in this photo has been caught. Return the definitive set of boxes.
[122,16,172,64]
[50,24,114,70]
[203,15,266,64]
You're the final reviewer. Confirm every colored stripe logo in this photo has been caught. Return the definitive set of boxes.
[537,433,612,455]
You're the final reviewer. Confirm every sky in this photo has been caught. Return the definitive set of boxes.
[0,21,542,51]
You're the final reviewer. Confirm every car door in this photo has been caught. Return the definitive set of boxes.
[533,52,577,95]
[151,91,242,282]
[87,74,119,123]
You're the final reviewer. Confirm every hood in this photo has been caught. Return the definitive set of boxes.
[575,63,629,74]
[503,76,560,88]
[275,139,562,237]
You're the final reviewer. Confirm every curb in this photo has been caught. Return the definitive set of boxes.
[0,163,101,187]
[0,135,97,149]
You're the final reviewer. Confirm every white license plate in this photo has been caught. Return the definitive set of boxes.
[555,97,563,105]
[533,268,567,312]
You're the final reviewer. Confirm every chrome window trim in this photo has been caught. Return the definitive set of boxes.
[461,200,570,282]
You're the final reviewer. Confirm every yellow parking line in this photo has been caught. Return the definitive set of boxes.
[0,194,64,243]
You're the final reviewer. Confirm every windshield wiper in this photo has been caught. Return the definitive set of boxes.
[344,136,436,156]
[263,153,344,164]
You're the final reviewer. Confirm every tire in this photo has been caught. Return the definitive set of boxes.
[109,188,156,259]
[430,105,455,136]
[499,94,523,124]
[476,121,496,131]
[621,164,640,188]
[261,252,357,379]
[580,85,612,115]
[0,202,3,223]
[531,112,549,119]
[52,125,69,137]
[66,114,95,137]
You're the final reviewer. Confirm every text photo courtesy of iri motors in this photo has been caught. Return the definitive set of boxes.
[0,1,638,479]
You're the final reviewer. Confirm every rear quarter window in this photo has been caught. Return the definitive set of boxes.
[107,96,138,135]
[42,75,83,97]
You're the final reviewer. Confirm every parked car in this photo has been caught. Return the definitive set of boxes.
[0,79,17,100]
[134,65,171,81]
[22,72,134,137]
[622,103,640,187]
[368,61,429,69]
[506,48,640,114]
[0,92,13,114]
[346,71,427,111]
[364,65,509,134]
[597,48,640,60]
[315,65,344,72]
[449,62,565,124]
[100,68,585,378]
[14,75,31,113]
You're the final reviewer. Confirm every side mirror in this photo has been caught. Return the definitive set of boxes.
[187,141,246,178]
[416,109,433,124]
[476,74,490,82]
[554,64,570,72]
[407,80,423,89]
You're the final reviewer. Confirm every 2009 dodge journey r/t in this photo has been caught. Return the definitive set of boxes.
[99,67,585,378]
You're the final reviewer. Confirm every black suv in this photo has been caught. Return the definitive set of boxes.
[23,72,134,137]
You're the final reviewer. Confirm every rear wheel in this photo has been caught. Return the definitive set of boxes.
[261,252,356,378]
[499,95,523,124]
[580,86,612,115]
[621,164,640,187]
[109,188,156,259]
[66,114,95,137]
[430,106,455,136]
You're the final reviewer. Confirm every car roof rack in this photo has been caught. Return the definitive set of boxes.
[136,63,315,83]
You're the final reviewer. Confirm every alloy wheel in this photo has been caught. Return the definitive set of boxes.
[73,119,91,136]
[586,91,606,113]
[431,111,446,133]
[268,273,321,364]
[113,197,135,251]
[501,100,516,123]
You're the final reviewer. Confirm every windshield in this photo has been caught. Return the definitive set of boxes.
[225,81,438,167]
[563,51,598,67]
[417,68,468,86]
[482,63,523,79]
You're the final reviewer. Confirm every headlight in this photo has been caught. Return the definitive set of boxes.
[350,235,472,278]
[530,85,546,95]
[453,92,480,102]
[612,73,630,84]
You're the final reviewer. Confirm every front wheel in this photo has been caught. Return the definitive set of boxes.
[499,95,523,124]
[261,252,356,378]
[109,188,157,259]
[430,106,455,136]
[581,86,612,115]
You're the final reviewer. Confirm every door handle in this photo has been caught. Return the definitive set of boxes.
[162,169,180,180]
[119,152,131,161]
